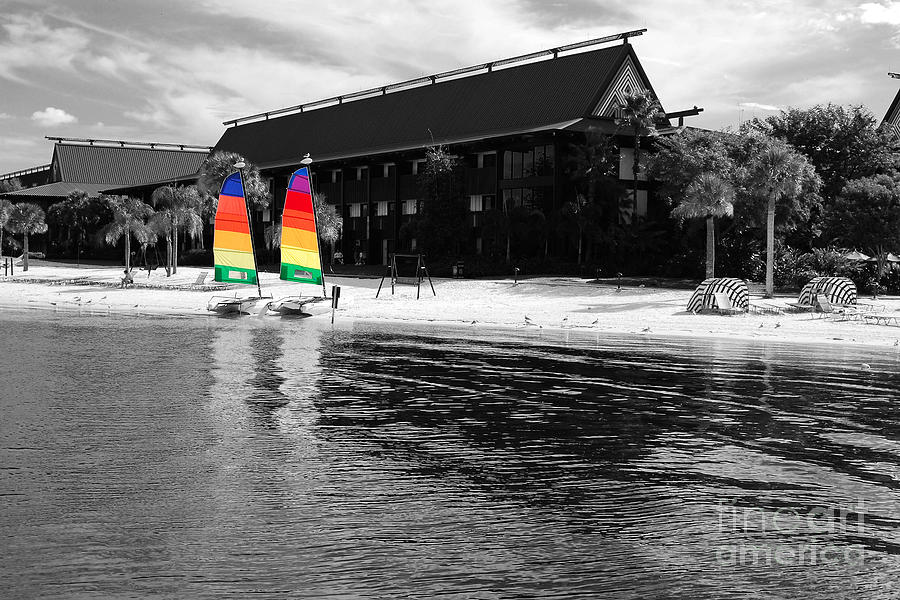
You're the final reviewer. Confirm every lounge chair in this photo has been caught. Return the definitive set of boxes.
[713,292,744,315]
[817,296,861,321]
[749,300,784,315]
[785,301,816,313]
[186,271,226,291]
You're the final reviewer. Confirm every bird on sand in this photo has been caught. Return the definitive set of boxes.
[861,363,872,371]
[591,318,599,325]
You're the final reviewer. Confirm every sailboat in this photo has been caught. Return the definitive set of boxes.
[266,161,330,316]
[207,168,268,315]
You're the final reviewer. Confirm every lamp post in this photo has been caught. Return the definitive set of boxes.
[235,160,263,298]
[301,153,329,298]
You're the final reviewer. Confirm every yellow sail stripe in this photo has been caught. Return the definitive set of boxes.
[213,247,256,270]
[281,247,320,269]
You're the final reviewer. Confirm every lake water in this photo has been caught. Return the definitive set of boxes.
[2,310,900,598]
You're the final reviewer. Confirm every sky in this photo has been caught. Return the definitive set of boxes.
[0,0,899,174]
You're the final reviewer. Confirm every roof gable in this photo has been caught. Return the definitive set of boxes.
[884,88,900,139]
[214,43,634,168]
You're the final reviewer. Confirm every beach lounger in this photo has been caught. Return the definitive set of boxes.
[785,302,816,314]
[864,313,899,326]
[749,300,784,315]
[186,271,226,292]
[817,297,861,321]
[713,292,744,315]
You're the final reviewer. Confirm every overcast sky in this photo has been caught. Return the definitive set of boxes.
[0,0,899,174]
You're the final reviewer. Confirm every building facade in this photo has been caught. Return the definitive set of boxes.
[212,31,692,266]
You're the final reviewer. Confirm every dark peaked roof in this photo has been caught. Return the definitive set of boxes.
[214,43,633,168]
[53,143,209,186]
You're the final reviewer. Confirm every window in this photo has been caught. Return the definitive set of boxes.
[401,199,417,215]
[356,167,368,181]
[480,152,497,169]
[469,195,483,212]
[331,170,341,184]
[349,203,362,218]
[376,201,389,216]
[503,145,554,179]
[411,159,426,176]
[502,188,535,210]
[483,194,496,211]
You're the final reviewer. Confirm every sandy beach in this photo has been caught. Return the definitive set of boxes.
[2,260,900,349]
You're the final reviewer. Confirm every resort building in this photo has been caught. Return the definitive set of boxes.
[0,137,211,211]
[212,29,699,266]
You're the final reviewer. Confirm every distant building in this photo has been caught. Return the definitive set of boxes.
[212,30,699,265]
[0,137,212,211]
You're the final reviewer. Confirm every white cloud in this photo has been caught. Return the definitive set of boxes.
[0,14,90,82]
[0,113,12,120]
[738,102,781,111]
[860,2,900,24]
[31,107,78,127]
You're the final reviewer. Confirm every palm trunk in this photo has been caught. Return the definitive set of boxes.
[705,215,715,279]
[173,226,178,275]
[765,197,776,298]
[125,230,131,271]
[577,227,583,265]
[632,133,640,224]
[23,234,29,271]
[1,228,5,259]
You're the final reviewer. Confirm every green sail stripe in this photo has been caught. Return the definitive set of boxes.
[214,265,258,285]
[280,262,322,284]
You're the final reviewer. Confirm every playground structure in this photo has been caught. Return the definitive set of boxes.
[376,254,435,299]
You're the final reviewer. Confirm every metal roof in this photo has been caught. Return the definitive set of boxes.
[214,43,634,169]
[52,143,209,185]
[0,181,109,199]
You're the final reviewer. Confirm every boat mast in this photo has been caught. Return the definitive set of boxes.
[301,153,328,298]
[235,161,263,298]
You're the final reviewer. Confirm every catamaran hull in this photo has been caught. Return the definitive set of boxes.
[207,296,264,315]
[267,296,329,317]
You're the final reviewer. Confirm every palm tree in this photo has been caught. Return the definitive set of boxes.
[151,185,204,275]
[6,203,48,271]
[0,198,13,257]
[751,144,804,297]
[671,172,735,279]
[103,195,155,271]
[562,193,591,265]
[616,90,662,220]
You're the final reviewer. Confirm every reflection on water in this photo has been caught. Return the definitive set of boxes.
[2,311,900,599]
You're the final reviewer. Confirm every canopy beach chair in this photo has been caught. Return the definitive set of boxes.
[687,278,749,314]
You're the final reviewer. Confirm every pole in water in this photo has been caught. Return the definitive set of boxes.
[331,284,341,324]
[514,266,519,285]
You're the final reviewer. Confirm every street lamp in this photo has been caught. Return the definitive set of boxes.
[234,160,262,297]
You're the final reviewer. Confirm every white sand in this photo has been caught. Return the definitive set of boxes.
[2,260,900,349]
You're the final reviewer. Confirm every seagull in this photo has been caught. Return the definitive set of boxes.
[774,322,782,328]
[470,320,477,325]
[524,315,534,325]
[861,363,872,371]
[759,323,765,328]
[642,327,651,333]
[591,318,599,325]
[894,339,899,347]
[561,315,569,326]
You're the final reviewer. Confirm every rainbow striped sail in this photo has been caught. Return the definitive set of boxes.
[279,167,323,285]
[213,171,258,285]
